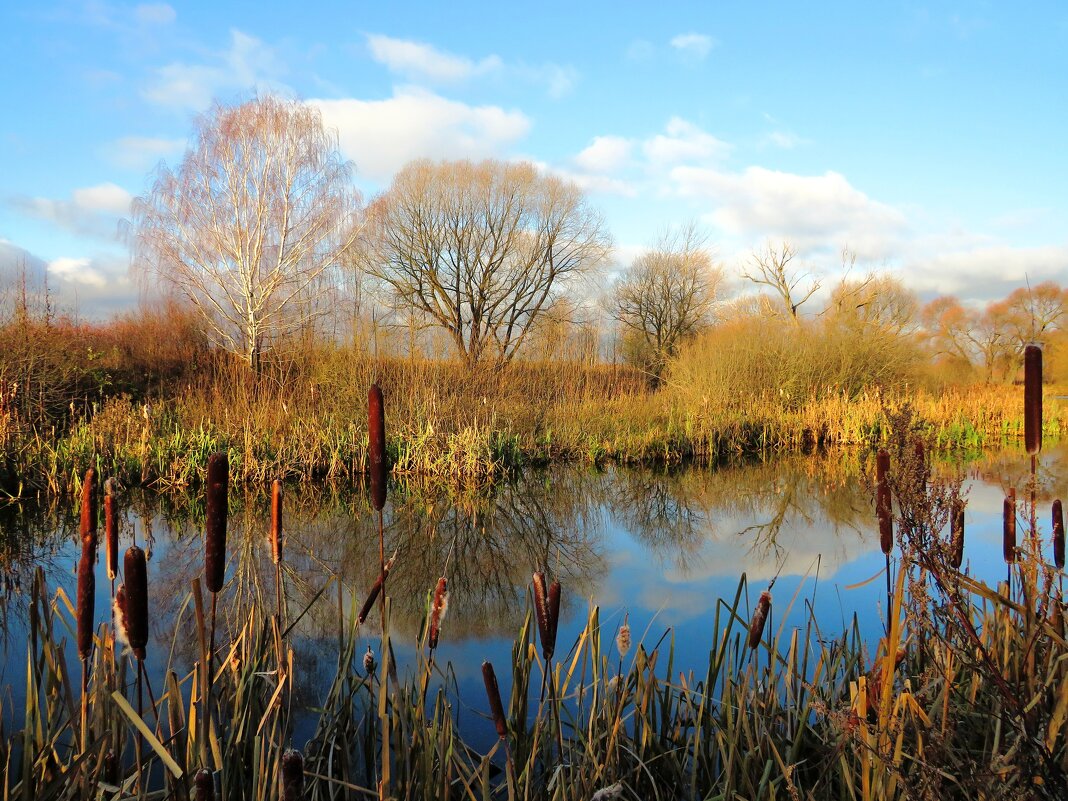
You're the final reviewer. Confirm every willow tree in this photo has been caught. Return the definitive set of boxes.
[359,159,611,365]
[609,225,723,378]
[130,96,361,370]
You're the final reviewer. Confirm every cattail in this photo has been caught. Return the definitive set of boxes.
[747,591,772,649]
[102,749,118,785]
[368,384,387,512]
[532,572,551,656]
[1025,344,1043,456]
[616,617,631,659]
[104,491,118,581]
[547,580,561,657]
[77,544,95,661]
[80,467,97,547]
[204,452,229,593]
[113,584,129,646]
[124,546,148,660]
[358,553,396,624]
[1054,499,1064,570]
[363,645,376,675]
[194,769,215,801]
[1003,491,1017,565]
[270,479,283,564]
[280,749,304,801]
[429,576,448,649]
[950,499,965,569]
[913,440,927,498]
[481,661,508,738]
[876,449,892,554]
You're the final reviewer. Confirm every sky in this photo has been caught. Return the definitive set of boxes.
[1,1,1066,318]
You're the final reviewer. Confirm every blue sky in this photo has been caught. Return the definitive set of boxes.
[2,1,1066,317]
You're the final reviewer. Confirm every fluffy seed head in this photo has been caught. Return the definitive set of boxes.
[204,452,229,593]
[429,576,448,650]
[113,585,129,646]
[616,619,631,659]
[363,645,376,675]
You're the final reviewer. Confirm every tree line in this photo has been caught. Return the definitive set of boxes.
[124,96,1066,385]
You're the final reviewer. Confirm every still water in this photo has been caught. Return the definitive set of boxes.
[1,447,1065,748]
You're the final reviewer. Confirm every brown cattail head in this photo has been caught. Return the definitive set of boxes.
[876,449,892,555]
[80,467,98,547]
[280,749,304,801]
[204,452,229,593]
[950,498,965,570]
[1025,344,1043,456]
[481,661,508,739]
[104,492,118,581]
[113,584,129,646]
[358,552,396,624]
[194,769,215,801]
[102,749,119,785]
[77,543,95,661]
[368,384,387,511]
[1003,492,1017,564]
[270,479,283,565]
[913,440,927,498]
[124,546,148,659]
[747,591,772,649]
[547,580,561,658]
[429,576,448,650]
[532,572,551,657]
[1053,499,1065,570]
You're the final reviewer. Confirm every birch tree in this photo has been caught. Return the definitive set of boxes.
[130,96,361,369]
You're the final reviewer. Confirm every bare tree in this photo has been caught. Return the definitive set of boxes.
[357,159,611,366]
[608,224,723,377]
[742,241,820,321]
[129,96,362,370]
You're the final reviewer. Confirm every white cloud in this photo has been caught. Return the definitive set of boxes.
[365,34,575,98]
[642,117,731,166]
[48,257,108,288]
[670,165,907,258]
[12,182,133,239]
[143,29,289,111]
[311,87,530,183]
[900,243,1068,298]
[106,136,185,169]
[134,3,176,25]
[575,136,633,174]
[764,131,805,150]
[669,33,716,60]
[365,34,501,83]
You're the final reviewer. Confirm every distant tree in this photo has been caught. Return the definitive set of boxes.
[130,96,362,370]
[608,224,723,377]
[1000,280,1068,351]
[358,159,611,366]
[742,241,820,322]
[825,274,918,337]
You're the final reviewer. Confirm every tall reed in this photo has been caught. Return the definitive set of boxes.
[104,481,118,583]
[950,498,965,569]
[204,450,228,738]
[1054,499,1064,571]
[271,478,283,618]
[1004,490,1017,564]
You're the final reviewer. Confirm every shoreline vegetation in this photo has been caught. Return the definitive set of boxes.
[1,340,1065,496]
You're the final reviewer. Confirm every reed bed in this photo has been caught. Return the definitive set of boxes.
[5,376,1066,498]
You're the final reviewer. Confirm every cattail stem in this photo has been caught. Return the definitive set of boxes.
[271,479,284,620]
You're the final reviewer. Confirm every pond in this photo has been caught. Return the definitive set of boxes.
[1,445,1065,754]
